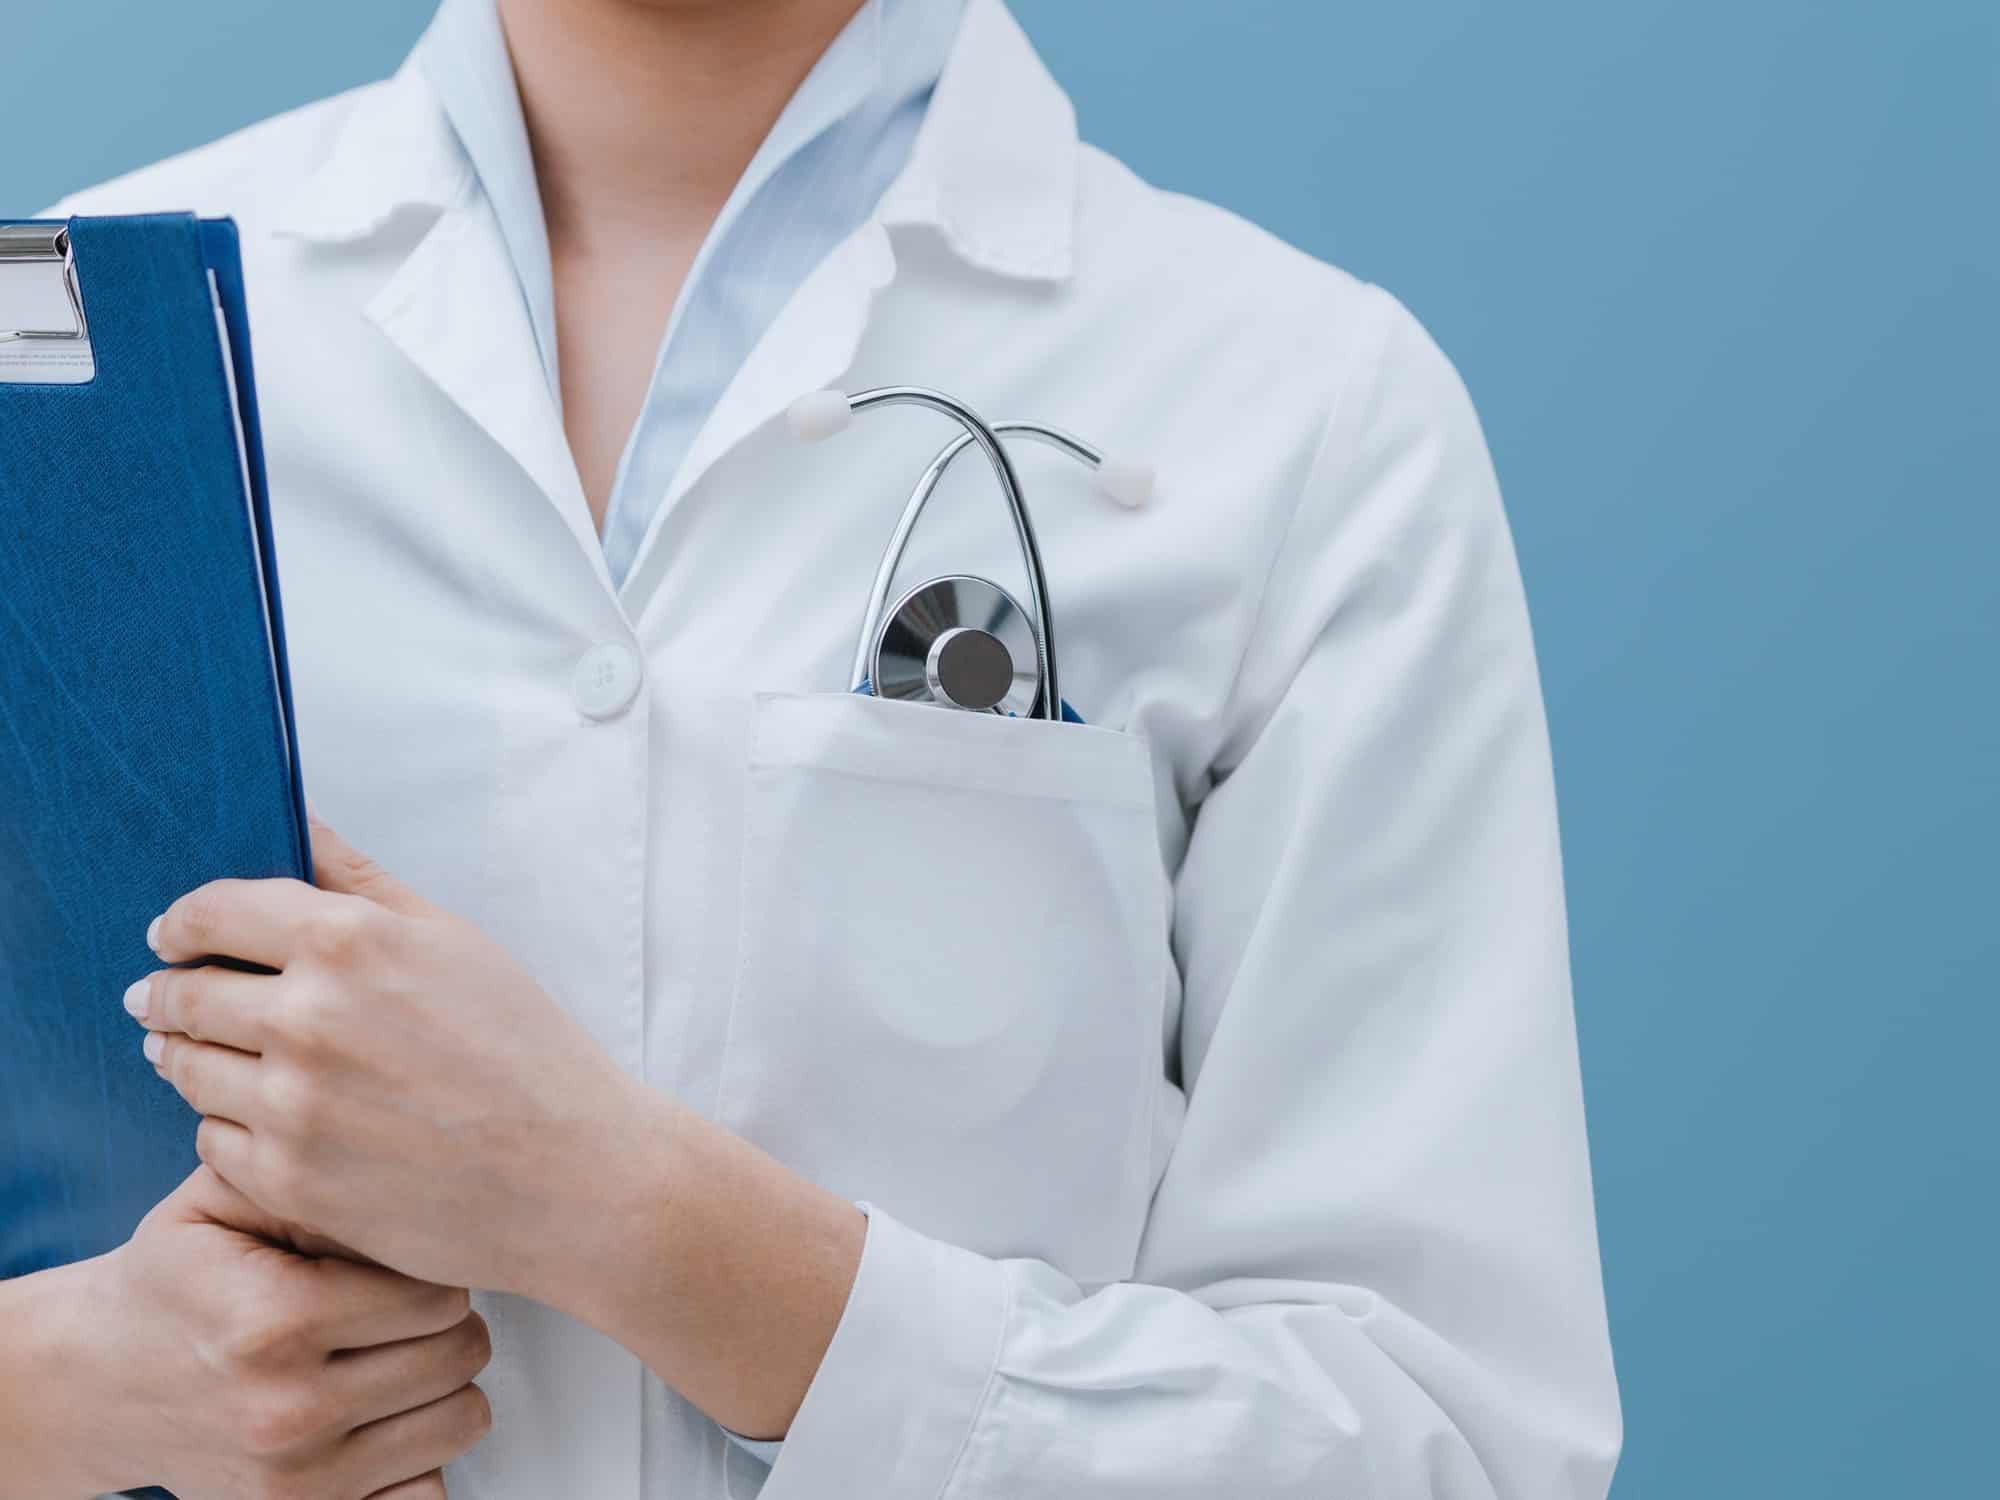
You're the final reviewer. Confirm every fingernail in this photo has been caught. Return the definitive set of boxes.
[145,915,162,954]
[123,977,151,1021]
[142,1032,165,1066]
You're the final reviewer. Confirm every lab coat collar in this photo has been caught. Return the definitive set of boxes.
[880,0,1078,283]
[273,0,1077,280]
[271,53,470,244]
[263,0,1078,609]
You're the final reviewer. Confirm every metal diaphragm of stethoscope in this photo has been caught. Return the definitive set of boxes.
[786,386,1154,722]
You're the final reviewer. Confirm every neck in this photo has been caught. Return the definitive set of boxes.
[497,0,867,247]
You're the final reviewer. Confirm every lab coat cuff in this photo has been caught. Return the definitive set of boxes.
[761,1203,1009,1498]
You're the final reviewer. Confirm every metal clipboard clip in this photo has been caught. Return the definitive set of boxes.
[0,223,89,343]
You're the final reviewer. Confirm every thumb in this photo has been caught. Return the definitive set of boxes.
[307,804,429,917]
[178,1164,374,1263]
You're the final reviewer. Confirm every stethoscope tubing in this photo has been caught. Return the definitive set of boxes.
[850,422,1102,699]
[842,388,1063,720]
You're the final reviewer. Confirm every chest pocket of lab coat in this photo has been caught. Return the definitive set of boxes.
[719,690,1167,1285]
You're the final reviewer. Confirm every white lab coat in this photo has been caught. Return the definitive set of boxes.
[52,1,1621,1495]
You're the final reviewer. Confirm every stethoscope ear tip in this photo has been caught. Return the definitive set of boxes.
[787,389,855,442]
[1095,454,1155,509]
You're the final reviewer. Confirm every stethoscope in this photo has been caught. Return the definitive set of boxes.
[787,387,1152,722]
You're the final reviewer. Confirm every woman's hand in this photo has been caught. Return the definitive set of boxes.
[129,815,657,1302]
[0,1166,490,1500]
[132,814,865,1444]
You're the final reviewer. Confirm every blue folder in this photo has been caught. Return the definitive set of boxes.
[0,214,309,1286]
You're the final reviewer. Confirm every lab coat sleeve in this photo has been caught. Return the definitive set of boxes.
[761,285,1622,1499]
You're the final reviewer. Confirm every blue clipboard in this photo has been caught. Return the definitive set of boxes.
[0,215,309,1299]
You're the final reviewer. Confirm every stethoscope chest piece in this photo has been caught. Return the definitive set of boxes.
[871,574,1044,716]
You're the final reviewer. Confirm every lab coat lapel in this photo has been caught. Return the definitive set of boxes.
[271,57,611,597]
[364,198,609,593]
[617,217,899,609]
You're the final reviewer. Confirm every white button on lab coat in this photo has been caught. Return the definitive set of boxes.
[573,640,643,720]
[53,1,1621,1495]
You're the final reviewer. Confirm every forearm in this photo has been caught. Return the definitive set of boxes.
[522,1082,866,1441]
[0,1258,131,1500]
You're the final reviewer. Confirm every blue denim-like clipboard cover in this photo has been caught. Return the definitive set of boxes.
[0,214,309,1329]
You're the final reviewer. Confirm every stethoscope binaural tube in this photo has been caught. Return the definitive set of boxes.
[786,387,1155,722]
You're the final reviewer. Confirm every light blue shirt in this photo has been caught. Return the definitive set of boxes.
[417,0,966,588]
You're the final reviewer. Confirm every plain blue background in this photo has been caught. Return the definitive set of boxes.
[8,2,1994,1494]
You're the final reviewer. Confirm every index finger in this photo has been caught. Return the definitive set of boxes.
[150,877,323,970]
[129,964,274,1053]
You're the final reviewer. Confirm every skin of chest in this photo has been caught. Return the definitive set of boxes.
[547,224,701,528]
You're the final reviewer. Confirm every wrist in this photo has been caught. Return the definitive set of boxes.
[511,1076,686,1319]
[533,1086,866,1438]
[0,1254,142,1498]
